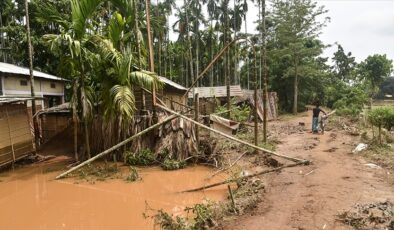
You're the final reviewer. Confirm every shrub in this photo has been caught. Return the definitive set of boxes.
[125,167,140,182]
[161,158,186,171]
[215,98,251,122]
[333,87,368,117]
[125,149,156,166]
[367,107,394,144]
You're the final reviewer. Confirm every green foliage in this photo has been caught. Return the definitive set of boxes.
[153,202,216,230]
[215,99,250,122]
[159,148,187,170]
[125,149,156,166]
[161,158,187,171]
[358,54,393,96]
[153,210,190,230]
[368,107,394,131]
[333,86,368,116]
[125,166,140,182]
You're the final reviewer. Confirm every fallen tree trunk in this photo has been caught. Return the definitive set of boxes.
[156,104,308,163]
[55,114,179,179]
[182,161,308,193]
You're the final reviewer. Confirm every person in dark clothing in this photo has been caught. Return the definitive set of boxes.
[312,104,326,133]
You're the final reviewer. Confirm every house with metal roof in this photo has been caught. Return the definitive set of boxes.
[0,62,66,109]
[134,76,188,112]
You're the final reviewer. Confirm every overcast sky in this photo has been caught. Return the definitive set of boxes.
[169,0,394,63]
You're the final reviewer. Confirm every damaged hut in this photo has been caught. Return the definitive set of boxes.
[188,85,244,115]
[38,76,197,161]
[0,98,37,166]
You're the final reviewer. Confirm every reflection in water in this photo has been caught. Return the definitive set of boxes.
[0,161,227,230]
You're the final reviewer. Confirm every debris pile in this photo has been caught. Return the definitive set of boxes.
[337,201,394,229]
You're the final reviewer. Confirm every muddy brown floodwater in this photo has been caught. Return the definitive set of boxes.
[0,160,227,230]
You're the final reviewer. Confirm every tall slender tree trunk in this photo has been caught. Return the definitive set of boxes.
[293,55,298,115]
[80,60,91,159]
[224,1,231,118]
[262,0,268,143]
[25,0,39,151]
[145,0,156,117]
[134,0,146,112]
[210,19,214,87]
[72,81,79,161]
[185,0,194,97]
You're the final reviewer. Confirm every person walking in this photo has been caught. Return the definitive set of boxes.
[312,103,326,133]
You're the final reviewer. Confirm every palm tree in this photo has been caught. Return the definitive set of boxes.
[42,0,160,159]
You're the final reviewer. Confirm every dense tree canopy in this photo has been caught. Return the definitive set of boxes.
[1,0,393,115]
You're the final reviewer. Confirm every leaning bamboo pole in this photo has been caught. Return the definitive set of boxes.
[156,104,308,163]
[182,161,307,193]
[55,114,179,179]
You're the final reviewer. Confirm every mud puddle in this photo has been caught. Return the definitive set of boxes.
[0,159,227,230]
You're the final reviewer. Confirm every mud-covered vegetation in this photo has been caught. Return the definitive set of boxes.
[337,201,394,230]
[151,178,265,230]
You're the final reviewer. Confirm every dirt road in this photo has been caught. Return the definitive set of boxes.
[228,113,394,230]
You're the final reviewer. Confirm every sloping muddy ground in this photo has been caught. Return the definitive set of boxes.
[0,158,228,230]
[223,112,394,230]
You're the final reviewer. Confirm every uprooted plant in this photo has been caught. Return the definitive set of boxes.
[125,166,140,182]
[151,201,218,230]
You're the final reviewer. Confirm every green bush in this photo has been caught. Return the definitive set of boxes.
[367,107,394,144]
[161,158,186,171]
[368,107,394,130]
[125,149,156,166]
[333,87,368,117]
[215,98,251,122]
[125,166,140,182]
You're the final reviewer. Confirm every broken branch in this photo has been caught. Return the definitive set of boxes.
[156,104,309,164]
[182,161,309,193]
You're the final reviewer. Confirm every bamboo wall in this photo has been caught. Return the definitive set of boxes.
[134,86,187,112]
[40,113,71,144]
[0,104,34,166]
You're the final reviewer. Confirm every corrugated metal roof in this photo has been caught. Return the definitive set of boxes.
[188,85,243,98]
[0,62,66,81]
[0,97,43,105]
[159,76,187,91]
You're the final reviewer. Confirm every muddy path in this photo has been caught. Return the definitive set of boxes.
[227,113,394,230]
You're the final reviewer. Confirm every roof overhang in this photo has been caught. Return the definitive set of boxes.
[0,62,66,81]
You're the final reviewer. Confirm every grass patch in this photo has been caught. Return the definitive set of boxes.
[362,144,394,170]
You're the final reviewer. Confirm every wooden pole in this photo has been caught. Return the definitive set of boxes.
[182,161,308,193]
[183,38,242,98]
[5,106,16,162]
[25,0,39,151]
[145,0,156,118]
[262,0,268,143]
[227,185,237,213]
[194,93,200,148]
[156,104,308,163]
[55,114,179,179]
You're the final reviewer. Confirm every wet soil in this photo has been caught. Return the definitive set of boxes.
[226,112,394,230]
[0,159,227,230]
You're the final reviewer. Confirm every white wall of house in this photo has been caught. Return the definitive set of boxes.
[0,75,65,108]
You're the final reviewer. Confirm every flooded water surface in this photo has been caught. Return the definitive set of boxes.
[0,160,227,230]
